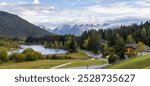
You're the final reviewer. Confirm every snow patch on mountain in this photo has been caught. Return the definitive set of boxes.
[50,23,115,36]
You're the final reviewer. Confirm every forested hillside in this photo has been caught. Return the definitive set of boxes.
[0,11,52,39]
[80,21,150,61]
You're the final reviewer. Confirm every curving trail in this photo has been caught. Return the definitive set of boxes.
[71,64,111,69]
[79,49,108,62]
[51,62,74,69]
[51,49,109,69]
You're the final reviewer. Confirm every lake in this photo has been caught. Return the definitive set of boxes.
[8,45,67,55]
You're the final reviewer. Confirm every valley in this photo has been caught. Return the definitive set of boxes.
[0,11,150,69]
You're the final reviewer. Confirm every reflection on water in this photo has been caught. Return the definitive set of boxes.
[9,45,67,55]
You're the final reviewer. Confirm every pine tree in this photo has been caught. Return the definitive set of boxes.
[140,28,148,44]
[88,31,100,54]
[126,35,135,44]
[102,42,109,57]
[114,34,125,59]
[69,36,78,52]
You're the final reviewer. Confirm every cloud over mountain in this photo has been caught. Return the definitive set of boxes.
[33,0,40,4]
[0,0,150,28]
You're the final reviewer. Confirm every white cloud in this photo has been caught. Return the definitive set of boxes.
[33,0,40,4]
[0,0,150,29]
[0,2,8,6]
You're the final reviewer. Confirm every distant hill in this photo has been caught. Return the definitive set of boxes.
[0,11,52,38]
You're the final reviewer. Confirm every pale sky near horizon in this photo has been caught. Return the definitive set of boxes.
[0,0,150,29]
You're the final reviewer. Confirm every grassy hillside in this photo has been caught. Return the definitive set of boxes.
[107,54,150,69]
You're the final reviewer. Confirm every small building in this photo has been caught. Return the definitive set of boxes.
[126,43,150,57]
[126,44,136,53]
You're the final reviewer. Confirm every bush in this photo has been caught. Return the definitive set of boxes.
[51,55,58,60]
[68,49,74,53]
[46,55,72,60]
[64,56,71,59]
[10,53,26,62]
[22,48,43,61]
[125,52,137,58]
[25,52,38,61]
[108,53,117,64]
[0,60,3,65]
[22,48,34,54]
[46,55,52,59]
[34,52,43,59]
[0,48,9,62]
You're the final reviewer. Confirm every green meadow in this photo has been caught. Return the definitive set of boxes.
[106,54,150,69]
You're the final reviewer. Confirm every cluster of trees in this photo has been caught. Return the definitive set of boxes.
[80,21,150,63]
[25,21,150,64]
[0,48,43,63]
[0,41,19,49]
[0,47,75,64]
[0,48,9,64]
[26,35,78,53]
[80,30,101,54]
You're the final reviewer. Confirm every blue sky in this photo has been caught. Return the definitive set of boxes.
[0,0,150,29]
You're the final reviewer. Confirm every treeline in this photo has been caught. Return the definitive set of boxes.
[26,35,78,53]
[25,21,150,63]
[0,48,43,64]
[80,21,150,61]
[0,48,73,64]
[0,36,24,50]
[0,41,19,49]
[100,21,150,46]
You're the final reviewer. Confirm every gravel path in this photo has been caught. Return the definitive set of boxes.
[51,62,74,69]
[71,64,111,69]
[51,49,109,69]
[79,49,108,62]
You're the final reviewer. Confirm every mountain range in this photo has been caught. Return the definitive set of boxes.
[0,11,52,39]
[50,23,118,36]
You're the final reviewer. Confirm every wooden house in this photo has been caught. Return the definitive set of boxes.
[126,44,136,53]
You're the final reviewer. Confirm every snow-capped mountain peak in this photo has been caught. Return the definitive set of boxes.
[50,23,110,36]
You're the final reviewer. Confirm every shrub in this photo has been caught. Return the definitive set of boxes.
[125,52,137,58]
[46,55,72,60]
[68,49,73,53]
[0,48,9,62]
[25,52,38,61]
[64,56,71,59]
[22,48,43,61]
[10,53,26,62]
[34,52,43,59]
[46,55,52,59]
[51,55,58,60]
[108,53,117,64]
[0,60,3,65]
[22,48,34,54]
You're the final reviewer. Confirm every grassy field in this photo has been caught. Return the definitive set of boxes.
[0,60,71,69]
[60,59,107,68]
[0,59,106,69]
[48,52,91,60]
[0,52,107,69]
[106,54,150,69]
